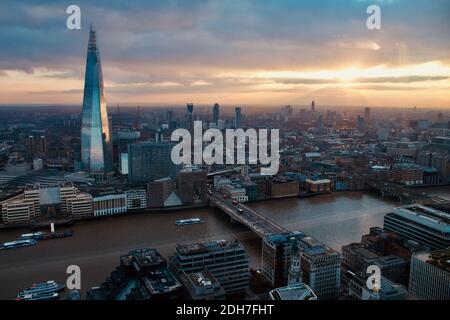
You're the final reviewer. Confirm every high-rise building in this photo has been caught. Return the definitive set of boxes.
[311,101,315,113]
[234,107,242,129]
[27,135,47,159]
[127,142,180,183]
[177,167,208,205]
[364,107,371,123]
[409,248,450,300]
[186,103,194,130]
[147,177,179,208]
[213,103,220,125]
[384,205,450,250]
[170,240,250,295]
[80,26,113,179]
[262,231,341,299]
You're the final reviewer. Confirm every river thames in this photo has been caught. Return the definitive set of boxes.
[0,189,447,299]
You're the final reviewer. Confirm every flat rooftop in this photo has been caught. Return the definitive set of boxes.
[177,239,243,255]
[270,283,317,300]
[416,248,450,273]
[392,205,450,232]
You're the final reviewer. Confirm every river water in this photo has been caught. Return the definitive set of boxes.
[0,189,441,299]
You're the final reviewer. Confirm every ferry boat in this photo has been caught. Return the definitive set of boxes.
[19,232,44,240]
[17,280,64,298]
[35,230,73,240]
[16,292,59,301]
[175,218,204,226]
[0,239,37,250]
[19,230,73,241]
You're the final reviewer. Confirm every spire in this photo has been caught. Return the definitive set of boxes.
[288,240,302,286]
[88,24,97,51]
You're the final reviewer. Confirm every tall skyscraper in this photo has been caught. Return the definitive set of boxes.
[213,103,220,125]
[311,100,315,113]
[365,107,371,123]
[186,103,194,130]
[80,26,113,179]
[235,107,242,129]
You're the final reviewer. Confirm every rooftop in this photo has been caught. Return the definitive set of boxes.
[177,239,243,255]
[392,205,450,232]
[416,248,450,273]
[270,283,317,300]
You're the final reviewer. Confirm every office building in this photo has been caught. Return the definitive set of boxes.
[92,193,127,216]
[147,177,180,208]
[262,231,341,299]
[186,103,194,130]
[27,135,47,159]
[342,242,407,285]
[269,283,317,300]
[384,205,450,250]
[177,168,208,205]
[213,103,220,125]
[409,248,450,300]
[1,182,92,224]
[178,271,226,300]
[80,26,113,179]
[125,189,147,210]
[235,107,242,129]
[171,240,250,295]
[128,142,180,183]
[393,163,423,185]
[220,183,248,203]
[364,107,371,123]
[87,248,182,300]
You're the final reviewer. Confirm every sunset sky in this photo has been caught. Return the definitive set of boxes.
[0,0,449,108]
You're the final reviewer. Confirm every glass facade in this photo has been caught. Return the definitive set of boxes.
[81,26,112,174]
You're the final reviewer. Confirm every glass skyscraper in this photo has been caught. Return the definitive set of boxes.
[81,26,113,177]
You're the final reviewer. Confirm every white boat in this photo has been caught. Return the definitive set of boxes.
[175,218,204,226]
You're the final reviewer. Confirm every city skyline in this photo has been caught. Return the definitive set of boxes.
[0,0,449,108]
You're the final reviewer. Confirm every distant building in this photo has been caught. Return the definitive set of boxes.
[1,182,92,224]
[27,135,47,160]
[234,107,242,129]
[305,179,331,193]
[409,248,450,300]
[384,205,450,250]
[393,163,423,185]
[221,183,248,203]
[125,189,147,210]
[171,240,250,295]
[93,193,127,217]
[33,158,44,171]
[431,136,450,152]
[213,103,220,125]
[269,283,317,300]
[128,142,180,183]
[270,177,299,198]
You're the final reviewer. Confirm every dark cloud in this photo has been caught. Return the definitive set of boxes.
[0,0,449,103]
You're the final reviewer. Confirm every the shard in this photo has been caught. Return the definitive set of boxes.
[80,26,112,178]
